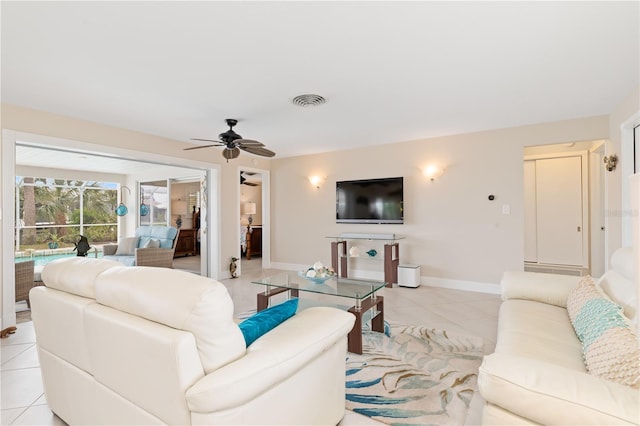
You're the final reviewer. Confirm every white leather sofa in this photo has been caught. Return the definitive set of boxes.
[30,258,355,425]
[478,247,639,425]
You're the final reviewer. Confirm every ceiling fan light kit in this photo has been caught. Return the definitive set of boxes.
[185,119,275,162]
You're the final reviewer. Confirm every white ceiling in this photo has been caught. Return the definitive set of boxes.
[3,2,639,161]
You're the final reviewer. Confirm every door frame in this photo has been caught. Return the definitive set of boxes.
[2,129,220,328]
[589,142,606,277]
[237,165,270,275]
[524,150,590,269]
[620,111,640,248]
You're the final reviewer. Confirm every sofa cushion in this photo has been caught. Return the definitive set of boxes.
[103,255,136,267]
[239,299,299,347]
[500,270,580,308]
[610,246,633,281]
[597,247,636,325]
[495,299,585,371]
[479,353,640,425]
[186,307,355,413]
[141,238,160,248]
[115,236,139,256]
[41,258,122,299]
[135,226,177,249]
[94,266,246,374]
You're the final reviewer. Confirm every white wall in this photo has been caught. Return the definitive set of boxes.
[271,116,610,290]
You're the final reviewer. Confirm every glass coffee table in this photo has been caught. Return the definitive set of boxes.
[251,272,386,354]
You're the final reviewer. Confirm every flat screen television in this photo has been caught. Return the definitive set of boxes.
[336,177,404,224]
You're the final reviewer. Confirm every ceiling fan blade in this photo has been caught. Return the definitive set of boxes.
[184,144,222,151]
[190,138,224,143]
[239,145,276,158]
[236,139,264,147]
[223,147,241,160]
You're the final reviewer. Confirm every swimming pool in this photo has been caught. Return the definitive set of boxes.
[15,250,102,266]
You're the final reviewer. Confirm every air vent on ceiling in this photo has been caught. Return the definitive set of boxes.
[292,94,326,107]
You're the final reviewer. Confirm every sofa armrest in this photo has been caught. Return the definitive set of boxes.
[103,244,118,256]
[186,307,355,413]
[479,353,639,425]
[501,271,581,307]
[135,247,174,268]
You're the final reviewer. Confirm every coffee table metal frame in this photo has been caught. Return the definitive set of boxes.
[251,272,385,354]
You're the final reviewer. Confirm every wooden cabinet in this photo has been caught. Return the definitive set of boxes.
[245,227,262,260]
[174,229,197,257]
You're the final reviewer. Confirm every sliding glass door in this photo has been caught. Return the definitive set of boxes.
[139,180,168,226]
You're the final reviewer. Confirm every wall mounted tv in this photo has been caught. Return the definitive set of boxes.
[336,177,404,224]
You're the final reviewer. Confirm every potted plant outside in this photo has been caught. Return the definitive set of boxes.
[48,234,61,249]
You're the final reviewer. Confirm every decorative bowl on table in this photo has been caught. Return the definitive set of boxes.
[299,261,336,284]
[298,272,334,284]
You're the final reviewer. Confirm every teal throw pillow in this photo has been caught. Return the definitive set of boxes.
[239,298,299,347]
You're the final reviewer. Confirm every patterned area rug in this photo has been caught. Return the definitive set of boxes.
[346,322,484,426]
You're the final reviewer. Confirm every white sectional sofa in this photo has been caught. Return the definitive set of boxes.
[479,247,639,425]
[30,258,355,425]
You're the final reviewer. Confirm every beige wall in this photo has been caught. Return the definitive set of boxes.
[1,95,637,325]
[271,115,610,287]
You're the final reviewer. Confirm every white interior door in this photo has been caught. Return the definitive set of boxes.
[536,156,583,266]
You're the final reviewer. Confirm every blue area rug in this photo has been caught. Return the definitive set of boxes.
[346,322,484,426]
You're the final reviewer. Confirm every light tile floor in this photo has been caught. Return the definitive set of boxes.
[1,257,500,425]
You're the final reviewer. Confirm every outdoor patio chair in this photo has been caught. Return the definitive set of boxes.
[103,226,179,268]
[15,260,36,307]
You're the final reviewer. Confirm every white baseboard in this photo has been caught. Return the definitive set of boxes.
[268,264,501,295]
[269,262,307,272]
[2,312,17,329]
[422,276,501,295]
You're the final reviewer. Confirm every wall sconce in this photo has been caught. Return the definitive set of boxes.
[603,154,618,172]
[242,202,257,227]
[422,165,443,181]
[115,186,131,216]
[309,175,325,189]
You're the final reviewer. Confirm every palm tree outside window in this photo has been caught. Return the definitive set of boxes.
[15,177,118,252]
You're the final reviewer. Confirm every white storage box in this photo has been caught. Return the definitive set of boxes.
[398,264,421,288]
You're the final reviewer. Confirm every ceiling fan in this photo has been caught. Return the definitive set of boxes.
[240,172,259,186]
[184,119,275,162]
